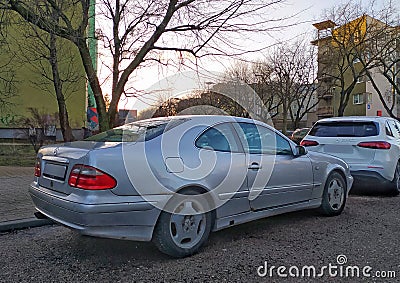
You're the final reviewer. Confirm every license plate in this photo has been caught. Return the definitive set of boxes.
[323,145,353,154]
[43,162,67,181]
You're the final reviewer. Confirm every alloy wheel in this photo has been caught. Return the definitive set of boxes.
[327,178,344,210]
[169,200,207,249]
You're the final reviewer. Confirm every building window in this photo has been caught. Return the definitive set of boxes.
[367,93,372,103]
[353,93,364,105]
[354,30,361,43]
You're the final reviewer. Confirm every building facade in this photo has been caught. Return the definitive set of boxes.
[0,11,87,134]
[312,15,400,119]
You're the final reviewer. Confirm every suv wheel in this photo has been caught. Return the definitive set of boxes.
[391,162,400,196]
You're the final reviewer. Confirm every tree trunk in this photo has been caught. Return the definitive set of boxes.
[75,38,109,132]
[108,100,119,128]
[337,104,345,117]
[49,33,74,142]
[282,100,288,135]
[293,119,300,130]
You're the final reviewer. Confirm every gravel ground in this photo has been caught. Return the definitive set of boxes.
[0,166,36,221]
[0,195,399,283]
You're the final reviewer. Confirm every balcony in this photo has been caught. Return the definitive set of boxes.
[317,106,334,117]
[317,74,334,83]
[318,92,334,99]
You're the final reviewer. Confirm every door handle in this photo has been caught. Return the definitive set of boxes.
[248,162,261,170]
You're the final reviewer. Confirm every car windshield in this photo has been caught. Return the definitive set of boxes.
[85,118,189,142]
[308,121,378,137]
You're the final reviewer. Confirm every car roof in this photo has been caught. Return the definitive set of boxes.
[140,115,269,125]
[316,116,394,123]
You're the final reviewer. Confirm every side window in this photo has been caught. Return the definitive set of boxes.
[275,134,293,155]
[388,121,400,138]
[396,121,400,137]
[195,123,240,152]
[386,122,394,137]
[236,123,293,155]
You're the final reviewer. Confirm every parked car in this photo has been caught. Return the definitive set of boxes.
[291,128,310,144]
[283,130,294,139]
[30,115,352,257]
[301,116,400,195]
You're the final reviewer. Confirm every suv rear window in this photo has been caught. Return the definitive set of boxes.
[309,121,378,137]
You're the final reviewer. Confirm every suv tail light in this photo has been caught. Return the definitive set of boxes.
[357,141,391,149]
[34,158,41,177]
[300,140,319,147]
[68,165,117,190]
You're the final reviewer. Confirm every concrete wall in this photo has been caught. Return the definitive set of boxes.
[0,128,84,141]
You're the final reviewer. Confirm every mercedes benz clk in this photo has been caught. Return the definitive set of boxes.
[30,115,353,257]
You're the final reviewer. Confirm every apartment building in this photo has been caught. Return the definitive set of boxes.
[312,15,399,119]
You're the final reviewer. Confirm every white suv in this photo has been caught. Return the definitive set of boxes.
[301,116,400,195]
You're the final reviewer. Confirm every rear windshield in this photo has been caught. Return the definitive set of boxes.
[309,121,378,137]
[85,118,189,142]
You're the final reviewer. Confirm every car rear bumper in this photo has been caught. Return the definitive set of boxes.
[350,170,392,188]
[29,183,162,241]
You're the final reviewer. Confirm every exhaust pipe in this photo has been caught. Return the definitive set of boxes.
[34,212,48,219]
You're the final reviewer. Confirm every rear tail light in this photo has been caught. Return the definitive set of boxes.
[68,164,117,190]
[300,140,319,147]
[357,141,391,149]
[34,158,41,177]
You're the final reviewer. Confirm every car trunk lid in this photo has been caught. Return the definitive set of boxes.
[37,142,102,195]
[305,120,379,165]
[309,137,376,164]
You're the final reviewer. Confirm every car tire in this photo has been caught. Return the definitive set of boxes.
[318,172,347,216]
[152,189,213,258]
[390,161,400,196]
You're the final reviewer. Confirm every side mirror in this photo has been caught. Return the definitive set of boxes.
[294,145,307,156]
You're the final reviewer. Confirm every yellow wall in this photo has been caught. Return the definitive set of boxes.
[0,12,86,128]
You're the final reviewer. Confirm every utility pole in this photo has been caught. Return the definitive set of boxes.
[86,0,98,132]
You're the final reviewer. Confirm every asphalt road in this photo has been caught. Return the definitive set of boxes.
[1,195,399,283]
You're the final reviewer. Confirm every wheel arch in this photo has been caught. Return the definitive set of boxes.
[153,184,217,234]
[314,164,349,199]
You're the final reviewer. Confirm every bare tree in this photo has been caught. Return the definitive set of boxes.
[0,59,17,113]
[13,15,84,141]
[0,11,17,116]
[16,108,58,153]
[153,89,249,118]
[137,106,158,120]
[220,61,282,122]
[286,43,320,129]
[354,3,400,119]
[251,61,281,119]
[5,0,289,131]
[217,47,320,132]
[266,40,320,133]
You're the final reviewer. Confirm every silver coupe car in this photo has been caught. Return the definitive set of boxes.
[30,115,353,257]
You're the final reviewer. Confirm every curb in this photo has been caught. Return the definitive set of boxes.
[0,218,54,232]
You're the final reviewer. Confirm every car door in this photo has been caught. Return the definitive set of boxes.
[234,122,314,211]
[194,122,250,216]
